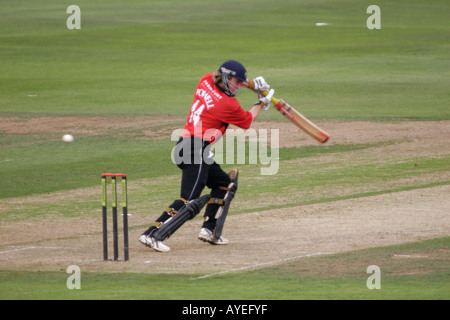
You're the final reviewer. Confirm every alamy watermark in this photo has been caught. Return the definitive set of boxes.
[171,123,279,176]
[66,265,81,289]
[366,5,381,30]
[66,5,81,30]
[366,265,381,289]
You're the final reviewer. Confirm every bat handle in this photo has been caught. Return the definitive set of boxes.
[245,79,256,90]
[244,79,279,105]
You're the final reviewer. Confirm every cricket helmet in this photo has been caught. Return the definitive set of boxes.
[218,60,248,83]
[218,60,248,96]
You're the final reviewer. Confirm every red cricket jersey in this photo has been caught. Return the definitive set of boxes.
[182,73,253,143]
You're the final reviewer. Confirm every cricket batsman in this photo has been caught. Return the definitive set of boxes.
[139,60,274,252]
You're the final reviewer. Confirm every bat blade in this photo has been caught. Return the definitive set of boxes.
[275,99,329,143]
[245,79,329,143]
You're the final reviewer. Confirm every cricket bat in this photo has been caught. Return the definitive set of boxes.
[245,80,330,144]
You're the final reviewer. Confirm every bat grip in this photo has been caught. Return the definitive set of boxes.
[244,79,279,104]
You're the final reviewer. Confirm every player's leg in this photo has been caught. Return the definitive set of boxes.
[140,138,210,251]
[199,164,238,245]
[140,162,209,251]
[140,199,187,236]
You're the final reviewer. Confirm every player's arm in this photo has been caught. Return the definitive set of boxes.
[249,88,275,120]
[249,103,264,121]
[220,84,274,129]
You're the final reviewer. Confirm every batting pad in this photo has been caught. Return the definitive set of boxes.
[152,194,211,241]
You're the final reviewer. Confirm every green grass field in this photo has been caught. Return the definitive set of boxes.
[1,238,448,300]
[1,0,449,302]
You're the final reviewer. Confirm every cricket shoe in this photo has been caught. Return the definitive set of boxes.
[198,228,229,245]
[139,234,171,252]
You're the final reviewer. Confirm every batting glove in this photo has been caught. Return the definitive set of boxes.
[253,76,270,92]
[258,89,275,110]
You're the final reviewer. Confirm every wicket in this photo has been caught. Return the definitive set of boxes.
[101,173,129,261]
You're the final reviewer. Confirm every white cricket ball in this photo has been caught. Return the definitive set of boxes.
[315,22,330,26]
[62,134,74,143]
